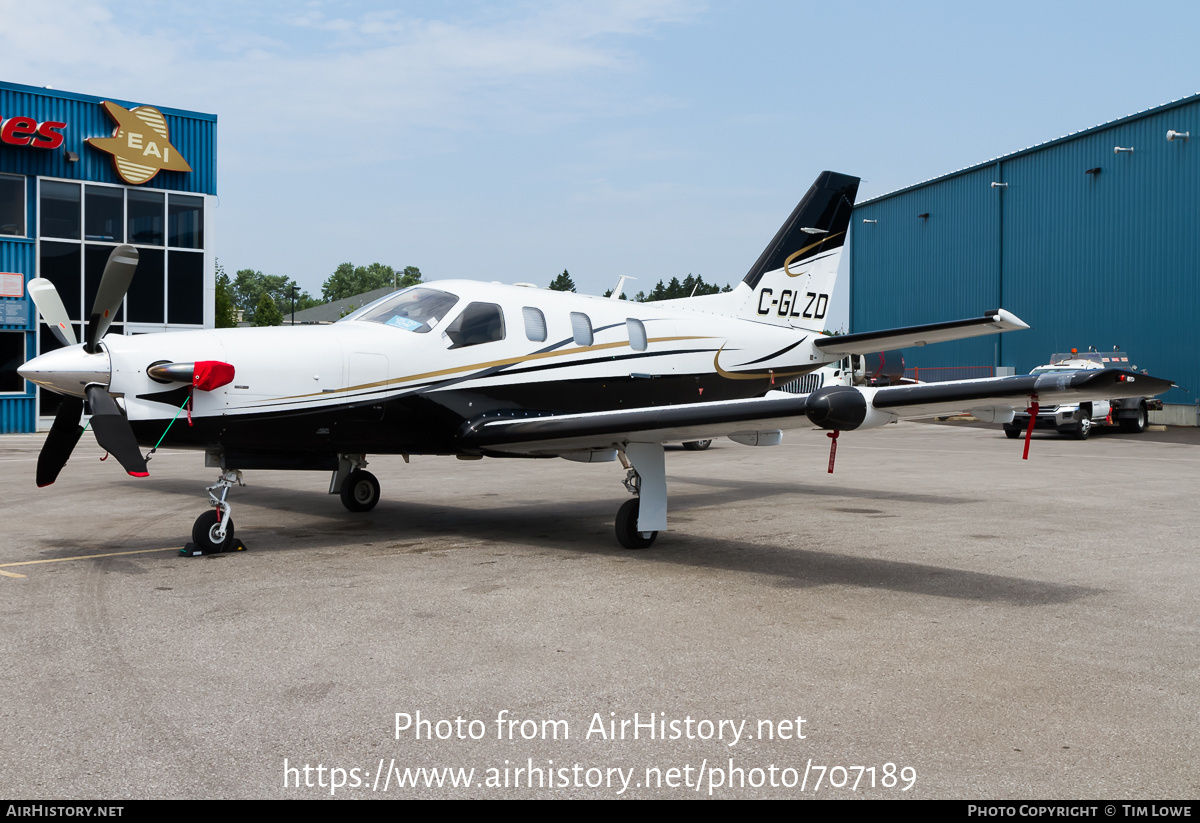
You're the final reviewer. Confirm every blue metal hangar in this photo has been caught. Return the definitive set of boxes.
[850,93,1198,425]
[0,81,216,433]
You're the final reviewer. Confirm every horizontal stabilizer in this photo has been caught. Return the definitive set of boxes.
[815,309,1028,356]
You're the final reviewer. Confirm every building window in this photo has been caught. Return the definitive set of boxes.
[127,189,164,245]
[40,180,80,240]
[522,306,547,342]
[168,251,204,324]
[168,194,203,248]
[126,248,165,323]
[85,185,123,242]
[0,331,25,393]
[0,174,26,237]
[627,318,647,351]
[570,312,593,347]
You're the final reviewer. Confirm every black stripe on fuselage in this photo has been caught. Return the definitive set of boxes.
[130,370,776,459]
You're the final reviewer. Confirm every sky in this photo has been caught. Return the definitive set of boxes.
[0,0,1197,301]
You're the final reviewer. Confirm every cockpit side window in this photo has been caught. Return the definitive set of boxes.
[350,287,459,332]
[444,302,506,349]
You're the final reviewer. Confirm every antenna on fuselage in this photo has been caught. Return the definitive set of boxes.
[609,275,636,300]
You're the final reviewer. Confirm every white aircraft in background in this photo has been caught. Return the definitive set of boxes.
[19,172,1173,552]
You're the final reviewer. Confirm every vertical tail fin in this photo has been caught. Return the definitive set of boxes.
[737,171,859,330]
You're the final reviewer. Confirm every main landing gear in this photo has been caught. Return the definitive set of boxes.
[182,469,247,556]
[331,454,381,512]
[615,444,666,550]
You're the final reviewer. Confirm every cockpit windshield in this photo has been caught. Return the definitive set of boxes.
[343,287,459,333]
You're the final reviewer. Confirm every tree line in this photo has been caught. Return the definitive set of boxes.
[549,269,731,301]
[215,264,731,328]
[215,262,423,327]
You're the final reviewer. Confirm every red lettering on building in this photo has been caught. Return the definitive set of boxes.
[32,121,66,149]
[0,117,67,149]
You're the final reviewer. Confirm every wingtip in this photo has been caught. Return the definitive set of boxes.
[128,471,149,478]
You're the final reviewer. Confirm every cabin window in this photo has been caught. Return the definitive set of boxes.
[523,306,547,342]
[353,287,459,332]
[627,318,647,351]
[444,302,506,348]
[570,312,593,347]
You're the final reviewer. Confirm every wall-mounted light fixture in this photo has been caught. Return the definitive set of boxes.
[1114,146,1134,153]
[862,219,877,224]
[1085,167,1101,176]
[990,182,1008,188]
[1167,130,1190,142]
[917,213,929,220]
[63,151,79,162]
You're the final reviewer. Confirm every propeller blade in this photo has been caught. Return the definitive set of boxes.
[84,384,148,478]
[85,245,138,353]
[27,278,78,347]
[36,396,85,487]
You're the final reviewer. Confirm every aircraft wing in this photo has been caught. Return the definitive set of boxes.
[864,369,1173,420]
[814,309,1028,356]
[458,368,1173,455]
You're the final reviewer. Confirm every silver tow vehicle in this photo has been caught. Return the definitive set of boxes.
[1003,349,1163,440]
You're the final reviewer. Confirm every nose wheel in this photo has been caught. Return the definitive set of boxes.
[181,468,247,556]
[191,509,238,553]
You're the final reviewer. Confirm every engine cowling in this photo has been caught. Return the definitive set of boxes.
[805,385,896,431]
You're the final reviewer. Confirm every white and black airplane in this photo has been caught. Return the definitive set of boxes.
[18,172,1173,552]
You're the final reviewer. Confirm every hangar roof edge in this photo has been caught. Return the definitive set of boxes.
[856,92,1200,208]
[0,79,217,122]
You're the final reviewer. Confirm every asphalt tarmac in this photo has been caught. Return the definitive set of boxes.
[2,421,1197,799]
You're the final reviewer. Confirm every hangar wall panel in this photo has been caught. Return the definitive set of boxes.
[851,94,1200,407]
[852,165,1001,369]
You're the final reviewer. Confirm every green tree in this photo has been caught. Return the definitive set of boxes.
[253,292,283,326]
[398,266,423,288]
[639,273,728,302]
[322,262,421,302]
[214,260,236,328]
[549,269,576,292]
[232,269,317,322]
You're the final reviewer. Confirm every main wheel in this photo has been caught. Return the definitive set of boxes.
[340,469,381,512]
[1074,415,1092,440]
[192,509,235,553]
[682,439,713,451]
[1120,403,1148,433]
[615,498,658,550]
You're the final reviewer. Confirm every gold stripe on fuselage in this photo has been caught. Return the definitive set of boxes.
[271,336,716,402]
[712,345,813,381]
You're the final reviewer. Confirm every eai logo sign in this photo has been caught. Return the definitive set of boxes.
[86,100,191,185]
[0,116,66,149]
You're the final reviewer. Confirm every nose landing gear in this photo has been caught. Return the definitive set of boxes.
[181,469,247,556]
